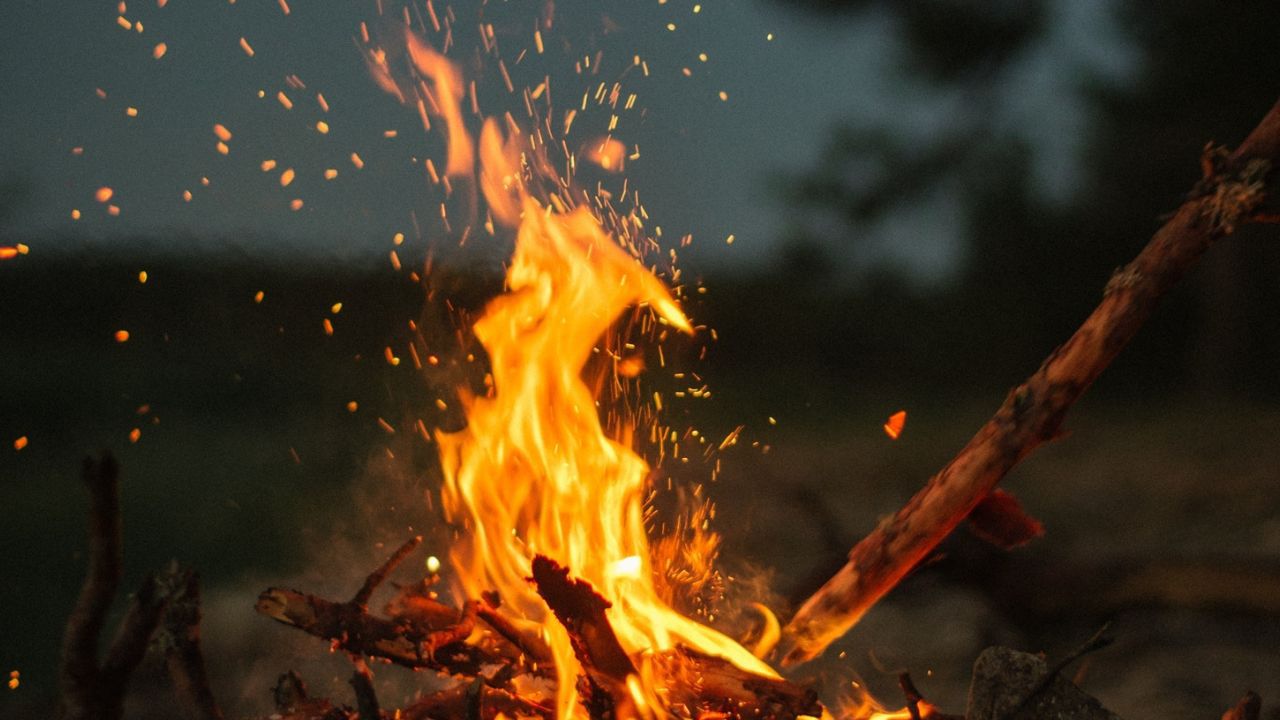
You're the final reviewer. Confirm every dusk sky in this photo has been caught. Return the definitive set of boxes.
[1,0,1130,278]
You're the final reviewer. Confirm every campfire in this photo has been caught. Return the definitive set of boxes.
[34,6,1280,720]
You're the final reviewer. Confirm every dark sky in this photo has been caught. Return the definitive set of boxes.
[0,0,1131,277]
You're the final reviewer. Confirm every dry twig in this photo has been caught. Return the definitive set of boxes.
[56,453,169,720]
[158,565,224,720]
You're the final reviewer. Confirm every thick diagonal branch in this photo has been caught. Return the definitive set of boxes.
[778,98,1280,666]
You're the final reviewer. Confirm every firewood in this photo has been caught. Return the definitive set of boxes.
[778,96,1280,667]
[530,555,823,720]
[157,565,224,720]
[257,538,544,680]
[256,585,501,676]
[349,658,382,720]
[1221,692,1261,720]
[529,555,639,718]
[271,671,351,720]
[651,646,823,720]
[56,453,170,720]
[399,679,556,719]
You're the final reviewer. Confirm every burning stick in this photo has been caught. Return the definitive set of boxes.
[531,555,823,720]
[57,453,169,720]
[257,536,559,685]
[778,97,1280,666]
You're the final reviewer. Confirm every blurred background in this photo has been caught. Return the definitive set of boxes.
[3,1,1280,718]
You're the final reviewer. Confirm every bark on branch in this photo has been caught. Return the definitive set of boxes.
[57,453,169,720]
[778,97,1280,667]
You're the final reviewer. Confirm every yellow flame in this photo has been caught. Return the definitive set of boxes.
[403,30,780,718]
[405,28,473,178]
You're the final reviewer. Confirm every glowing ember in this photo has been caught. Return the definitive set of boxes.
[883,410,907,440]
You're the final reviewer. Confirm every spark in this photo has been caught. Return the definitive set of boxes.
[239,37,255,56]
[213,123,232,141]
[316,120,329,134]
[152,42,167,59]
[114,330,130,343]
[346,401,358,412]
[95,187,114,203]
[280,168,295,186]
[13,437,28,451]
[129,428,141,443]
[883,410,907,440]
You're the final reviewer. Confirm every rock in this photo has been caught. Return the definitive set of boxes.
[966,647,1123,720]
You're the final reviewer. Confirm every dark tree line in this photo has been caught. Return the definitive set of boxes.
[698,1,1280,406]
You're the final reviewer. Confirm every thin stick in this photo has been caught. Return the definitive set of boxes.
[1001,624,1113,720]
[1221,692,1262,720]
[350,657,381,720]
[161,567,225,720]
[779,97,1280,666]
[59,454,123,710]
[57,454,169,720]
[352,535,423,608]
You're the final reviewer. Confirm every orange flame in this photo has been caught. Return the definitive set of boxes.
[403,30,776,719]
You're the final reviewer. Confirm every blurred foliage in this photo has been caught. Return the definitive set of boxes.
[721,0,1280,407]
[777,0,1045,81]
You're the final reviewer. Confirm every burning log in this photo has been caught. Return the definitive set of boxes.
[531,555,823,720]
[778,96,1280,667]
[399,680,556,719]
[1221,692,1262,720]
[56,453,169,720]
[255,537,533,678]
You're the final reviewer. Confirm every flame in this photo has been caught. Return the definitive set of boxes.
[400,29,775,719]
[838,683,940,720]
